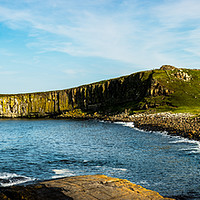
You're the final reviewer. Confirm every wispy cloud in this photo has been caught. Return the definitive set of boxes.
[0,70,18,75]
[0,49,15,57]
[153,0,200,27]
[63,68,85,76]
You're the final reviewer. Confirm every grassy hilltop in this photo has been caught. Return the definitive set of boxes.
[135,65,200,114]
[131,65,200,113]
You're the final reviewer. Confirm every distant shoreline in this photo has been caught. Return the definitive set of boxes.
[102,112,200,141]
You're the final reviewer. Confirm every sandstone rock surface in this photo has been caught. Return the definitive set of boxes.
[0,175,174,200]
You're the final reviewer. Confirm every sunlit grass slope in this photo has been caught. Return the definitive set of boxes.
[141,66,200,114]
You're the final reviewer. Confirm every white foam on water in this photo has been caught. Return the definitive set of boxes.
[122,122,135,128]
[114,121,135,128]
[112,168,127,171]
[149,131,200,154]
[136,180,150,186]
[153,131,169,136]
[0,172,34,187]
[133,127,149,133]
[119,121,150,133]
[52,169,75,179]
[168,135,200,154]
[114,121,150,133]
[170,136,200,145]
[104,119,200,154]
[180,146,200,154]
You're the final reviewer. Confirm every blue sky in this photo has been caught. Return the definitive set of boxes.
[0,0,200,94]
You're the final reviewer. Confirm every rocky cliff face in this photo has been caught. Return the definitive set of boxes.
[0,71,154,118]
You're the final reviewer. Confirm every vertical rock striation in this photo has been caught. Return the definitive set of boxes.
[0,71,154,118]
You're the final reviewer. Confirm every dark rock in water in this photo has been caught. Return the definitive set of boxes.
[0,175,174,200]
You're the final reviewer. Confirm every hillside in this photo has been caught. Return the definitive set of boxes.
[0,65,199,118]
[138,65,200,114]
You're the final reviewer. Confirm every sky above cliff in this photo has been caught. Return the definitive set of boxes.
[0,0,200,93]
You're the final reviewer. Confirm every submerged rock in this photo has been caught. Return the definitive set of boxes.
[0,175,174,200]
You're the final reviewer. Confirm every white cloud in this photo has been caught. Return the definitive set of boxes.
[63,68,85,76]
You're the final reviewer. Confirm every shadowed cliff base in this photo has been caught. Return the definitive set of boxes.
[0,175,174,200]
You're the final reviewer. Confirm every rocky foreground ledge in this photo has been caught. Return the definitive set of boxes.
[0,175,174,200]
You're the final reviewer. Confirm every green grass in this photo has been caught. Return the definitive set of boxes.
[148,68,200,114]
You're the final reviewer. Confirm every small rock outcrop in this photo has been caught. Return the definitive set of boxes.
[0,175,174,200]
[173,70,191,81]
[160,65,177,71]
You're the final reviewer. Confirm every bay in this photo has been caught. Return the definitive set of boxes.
[0,119,199,199]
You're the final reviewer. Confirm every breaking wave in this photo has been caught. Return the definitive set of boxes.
[52,169,76,179]
[0,172,34,187]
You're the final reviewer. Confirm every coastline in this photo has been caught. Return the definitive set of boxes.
[105,112,200,141]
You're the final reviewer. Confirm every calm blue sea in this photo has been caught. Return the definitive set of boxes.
[0,119,200,199]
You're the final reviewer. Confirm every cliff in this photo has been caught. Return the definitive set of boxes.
[0,175,174,200]
[0,65,199,118]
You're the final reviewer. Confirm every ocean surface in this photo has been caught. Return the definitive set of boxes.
[0,119,200,199]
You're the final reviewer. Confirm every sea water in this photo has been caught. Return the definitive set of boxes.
[0,119,199,199]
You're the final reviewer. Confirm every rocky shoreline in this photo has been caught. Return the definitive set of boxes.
[0,175,174,200]
[95,112,200,141]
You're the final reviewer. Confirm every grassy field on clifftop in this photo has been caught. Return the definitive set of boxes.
[142,67,200,114]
